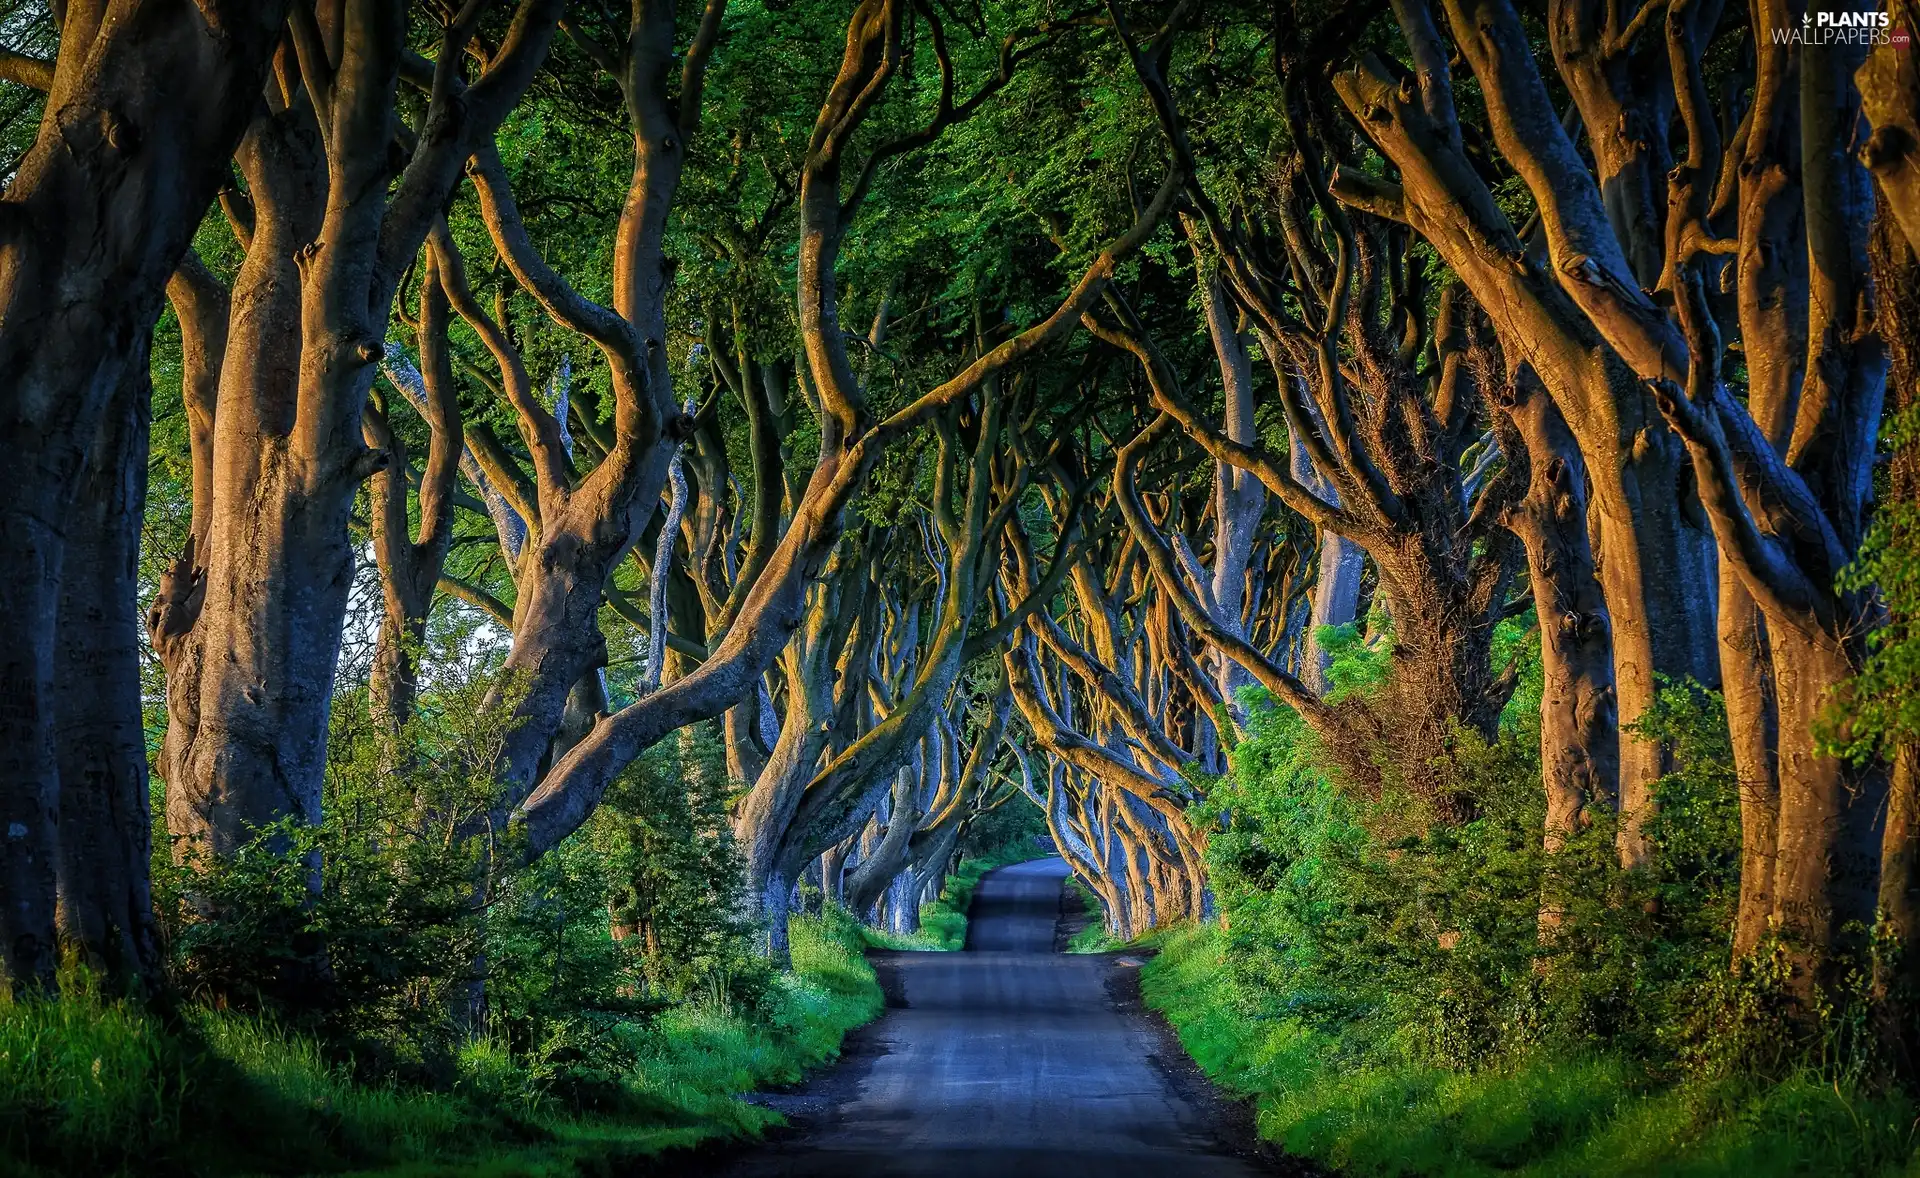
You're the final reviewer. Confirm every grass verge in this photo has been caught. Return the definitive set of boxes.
[0,909,880,1178]
[1139,924,1920,1178]
[1063,876,1117,953]
[857,842,1046,952]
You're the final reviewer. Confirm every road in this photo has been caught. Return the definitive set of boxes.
[709,856,1266,1178]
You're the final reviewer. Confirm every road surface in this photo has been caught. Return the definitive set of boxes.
[710,856,1265,1177]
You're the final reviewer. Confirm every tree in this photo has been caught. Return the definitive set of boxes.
[1327,0,1721,865]
[149,1,563,868]
[0,0,290,993]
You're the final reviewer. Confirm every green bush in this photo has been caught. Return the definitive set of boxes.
[0,908,881,1178]
[1145,627,1918,1176]
[152,656,777,1093]
[33,635,889,1177]
[1201,657,1756,1071]
[1143,926,1920,1178]
[0,958,492,1177]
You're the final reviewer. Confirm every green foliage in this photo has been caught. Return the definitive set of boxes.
[1148,668,1911,1175]
[1064,877,1116,954]
[0,912,880,1178]
[150,643,783,1087]
[82,627,885,1176]
[1143,927,1920,1178]
[958,785,1051,860]
[1316,614,1395,700]
[1202,668,1748,1067]
[1824,400,1920,761]
[588,727,767,1003]
[0,957,492,1178]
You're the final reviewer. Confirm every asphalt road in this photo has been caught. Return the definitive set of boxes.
[708,856,1265,1178]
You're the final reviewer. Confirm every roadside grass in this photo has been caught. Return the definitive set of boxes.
[1064,877,1118,953]
[0,909,880,1178]
[857,842,1047,952]
[1139,924,1920,1178]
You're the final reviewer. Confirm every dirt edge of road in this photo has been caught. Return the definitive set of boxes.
[1101,952,1325,1177]
[1053,870,1094,950]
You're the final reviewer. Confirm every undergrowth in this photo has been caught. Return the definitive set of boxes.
[1065,877,1118,953]
[1132,625,1920,1176]
[0,909,880,1178]
[1143,925,1920,1178]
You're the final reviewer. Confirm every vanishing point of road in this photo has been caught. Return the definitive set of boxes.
[709,856,1269,1178]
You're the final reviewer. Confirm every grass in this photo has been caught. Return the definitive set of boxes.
[1064,876,1118,953]
[1139,924,1920,1178]
[0,962,498,1178]
[857,842,1047,952]
[0,910,881,1177]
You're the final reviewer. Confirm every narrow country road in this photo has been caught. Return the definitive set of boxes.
[709,857,1267,1177]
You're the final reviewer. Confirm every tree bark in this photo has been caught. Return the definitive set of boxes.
[1723,581,1781,957]
[165,98,332,858]
[53,347,159,987]
[1192,230,1267,710]
[1859,0,1920,252]
[845,763,921,918]
[1304,534,1365,695]
[0,0,289,992]
[164,3,562,861]
[1331,6,1719,862]
[1491,362,1618,917]
[365,243,460,736]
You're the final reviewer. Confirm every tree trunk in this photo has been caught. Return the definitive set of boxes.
[723,688,770,789]
[1583,397,1719,867]
[732,542,869,945]
[1494,365,1617,926]
[1331,31,1720,863]
[52,351,159,988]
[165,108,332,859]
[885,868,921,935]
[1281,387,1363,696]
[844,766,920,919]
[366,245,460,737]
[819,840,848,907]
[169,3,562,862]
[0,0,289,993]
[1194,237,1266,709]
[1759,29,1887,999]
[1723,582,1781,958]
[1883,747,1918,1000]
[758,867,795,964]
[1304,536,1365,695]
[1720,0,1796,962]
[1768,628,1885,992]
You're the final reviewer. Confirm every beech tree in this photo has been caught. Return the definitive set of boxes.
[0,1,291,991]
[147,2,563,866]
[1313,0,1895,1000]
[1322,0,1722,866]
